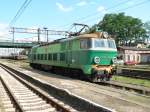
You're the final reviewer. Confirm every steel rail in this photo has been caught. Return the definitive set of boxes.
[0,63,115,112]
[0,74,24,112]
[0,65,76,112]
[97,81,150,96]
[116,68,150,80]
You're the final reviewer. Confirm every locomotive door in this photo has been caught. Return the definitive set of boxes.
[66,41,72,67]
[67,51,72,66]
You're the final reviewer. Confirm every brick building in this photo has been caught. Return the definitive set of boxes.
[117,46,150,65]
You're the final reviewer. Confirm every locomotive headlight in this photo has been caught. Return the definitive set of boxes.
[94,56,100,64]
[112,57,117,64]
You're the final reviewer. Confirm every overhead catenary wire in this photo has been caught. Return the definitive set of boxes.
[78,0,150,25]
[9,0,32,26]
[59,0,150,29]
[8,0,32,59]
[60,0,132,28]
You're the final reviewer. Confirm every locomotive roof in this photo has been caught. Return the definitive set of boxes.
[78,32,106,39]
[36,32,111,47]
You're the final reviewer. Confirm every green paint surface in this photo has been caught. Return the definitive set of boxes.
[29,37,117,75]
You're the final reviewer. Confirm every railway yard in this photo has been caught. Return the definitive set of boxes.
[0,59,150,112]
[1,1,150,112]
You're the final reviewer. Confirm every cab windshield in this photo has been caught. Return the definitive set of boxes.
[94,39,116,49]
[80,39,92,49]
[80,38,116,49]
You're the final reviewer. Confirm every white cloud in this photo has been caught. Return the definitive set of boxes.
[77,1,87,6]
[126,1,134,6]
[0,23,10,39]
[97,6,107,14]
[56,2,72,12]
[89,1,96,5]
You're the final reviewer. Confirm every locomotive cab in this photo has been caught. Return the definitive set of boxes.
[91,38,117,81]
[79,32,117,82]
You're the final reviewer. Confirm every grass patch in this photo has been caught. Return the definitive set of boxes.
[112,75,150,88]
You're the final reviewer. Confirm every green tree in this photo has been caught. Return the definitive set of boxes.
[90,13,146,46]
[143,21,150,43]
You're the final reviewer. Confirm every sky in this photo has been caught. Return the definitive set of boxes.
[0,0,150,55]
[0,0,150,41]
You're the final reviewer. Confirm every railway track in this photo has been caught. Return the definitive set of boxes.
[1,62,150,98]
[0,66,77,112]
[97,81,150,96]
[117,68,150,80]
[2,62,150,97]
[0,63,114,112]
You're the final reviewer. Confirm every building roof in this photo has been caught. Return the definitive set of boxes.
[118,46,150,51]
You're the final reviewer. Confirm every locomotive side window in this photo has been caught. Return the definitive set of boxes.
[38,54,40,60]
[60,53,65,61]
[80,39,91,49]
[48,54,52,60]
[107,40,116,48]
[39,54,41,60]
[53,53,57,61]
[44,54,47,60]
[41,54,43,60]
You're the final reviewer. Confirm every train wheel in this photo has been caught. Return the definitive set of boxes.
[90,76,98,82]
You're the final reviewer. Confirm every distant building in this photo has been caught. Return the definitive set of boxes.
[117,46,150,65]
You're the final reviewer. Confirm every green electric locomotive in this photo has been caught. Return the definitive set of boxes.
[28,30,117,82]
